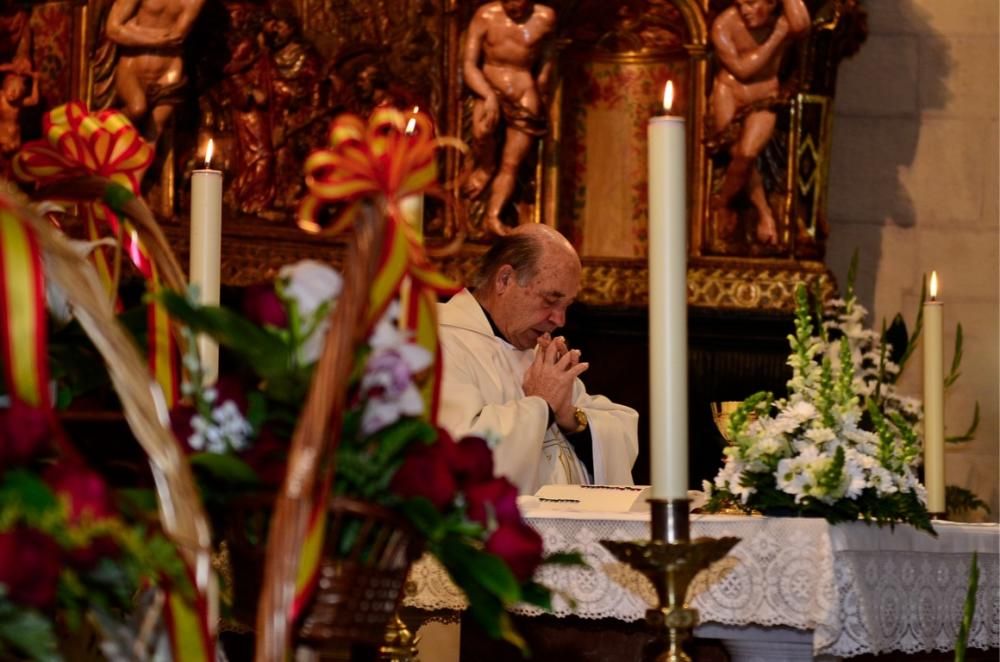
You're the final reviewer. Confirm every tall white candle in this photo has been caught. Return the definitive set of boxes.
[190,139,223,385]
[647,81,688,500]
[400,194,424,238]
[401,110,425,238]
[922,271,945,514]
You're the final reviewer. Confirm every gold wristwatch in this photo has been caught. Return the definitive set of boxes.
[570,407,588,434]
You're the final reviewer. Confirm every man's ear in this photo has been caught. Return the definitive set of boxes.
[495,264,515,294]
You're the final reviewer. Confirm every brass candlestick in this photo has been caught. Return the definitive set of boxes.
[601,499,739,662]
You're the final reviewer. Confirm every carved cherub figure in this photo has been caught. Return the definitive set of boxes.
[0,58,39,161]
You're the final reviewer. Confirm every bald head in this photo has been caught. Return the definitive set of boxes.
[474,224,580,291]
[474,224,582,349]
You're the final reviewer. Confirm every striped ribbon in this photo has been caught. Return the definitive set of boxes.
[289,108,460,625]
[0,202,50,412]
[12,102,178,407]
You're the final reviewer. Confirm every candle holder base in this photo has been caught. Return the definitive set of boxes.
[929,512,948,520]
[601,500,739,662]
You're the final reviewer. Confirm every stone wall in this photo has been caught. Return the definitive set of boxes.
[827,0,999,519]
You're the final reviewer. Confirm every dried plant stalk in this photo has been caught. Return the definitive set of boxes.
[255,203,385,661]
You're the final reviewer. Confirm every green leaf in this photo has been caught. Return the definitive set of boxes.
[373,418,437,463]
[399,498,445,538]
[440,538,520,605]
[0,596,60,662]
[540,551,586,568]
[947,402,979,444]
[946,485,990,516]
[246,391,269,432]
[155,291,292,379]
[954,552,979,662]
[189,452,260,485]
[520,581,553,611]
[0,470,59,521]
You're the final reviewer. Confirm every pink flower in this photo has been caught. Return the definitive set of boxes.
[485,520,543,583]
[242,282,289,328]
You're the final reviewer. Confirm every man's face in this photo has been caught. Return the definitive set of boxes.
[736,0,777,29]
[500,0,533,23]
[491,247,581,350]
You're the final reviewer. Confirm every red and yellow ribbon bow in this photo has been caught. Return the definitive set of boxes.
[288,108,461,626]
[12,102,178,407]
[298,107,460,403]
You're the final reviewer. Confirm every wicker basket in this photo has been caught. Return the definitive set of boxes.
[297,497,421,647]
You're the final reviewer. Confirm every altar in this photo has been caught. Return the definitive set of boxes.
[404,504,1000,661]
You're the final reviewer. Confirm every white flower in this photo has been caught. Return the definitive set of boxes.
[279,260,343,319]
[804,426,837,445]
[279,260,344,364]
[358,302,433,436]
[186,399,252,454]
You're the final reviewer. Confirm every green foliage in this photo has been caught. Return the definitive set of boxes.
[947,402,980,444]
[156,291,294,383]
[954,552,979,662]
[0,591,59,662]
[946,486,990,518]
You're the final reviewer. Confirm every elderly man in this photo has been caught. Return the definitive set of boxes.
[438,224,639,494]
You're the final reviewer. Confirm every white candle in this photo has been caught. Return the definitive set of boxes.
[922,271,945,514]
[401,109,425,238]
[190,139,223,385]
[400,194,424,238]
[647,81,688,500]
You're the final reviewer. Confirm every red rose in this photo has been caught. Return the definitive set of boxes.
[213,375,249,413]
[0,406,51,467]
[464,477,520,526]
[242,426,287,486]
[449,435,494,488]
[0,527,62,608]
[44,461,116,523]
[391,441,457,510]
[242,282,289,328]
[170,404,198,452]
[485,520,543,583]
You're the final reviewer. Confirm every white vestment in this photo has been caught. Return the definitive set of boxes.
[437,289,639,494]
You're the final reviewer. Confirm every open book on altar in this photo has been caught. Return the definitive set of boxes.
[529,485,708,513]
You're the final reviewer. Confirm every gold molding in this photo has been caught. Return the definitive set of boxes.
[434,250,835,311]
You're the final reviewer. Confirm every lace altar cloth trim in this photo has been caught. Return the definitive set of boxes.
[402,513,999,657]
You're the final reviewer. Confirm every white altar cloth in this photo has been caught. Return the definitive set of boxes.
[403,508,999,658]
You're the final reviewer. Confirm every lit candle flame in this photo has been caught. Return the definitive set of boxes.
[405,106,420,136]
[929,271,938,300]
[662,81,675,114]
[205,139,215,169]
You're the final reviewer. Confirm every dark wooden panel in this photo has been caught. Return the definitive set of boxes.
[562,304,795,488]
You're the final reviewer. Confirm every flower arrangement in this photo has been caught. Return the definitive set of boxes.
[0,189,210,661]
[161,260,578,648]
[704,277,935,533]
[0,420,190,661]
[157,107,580,652]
